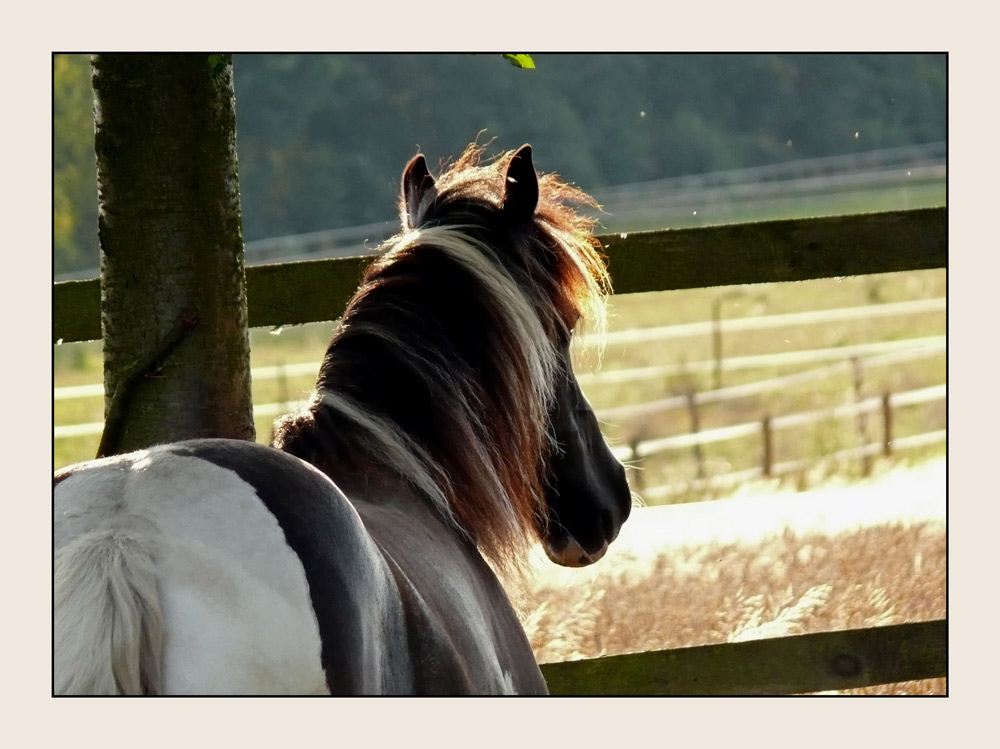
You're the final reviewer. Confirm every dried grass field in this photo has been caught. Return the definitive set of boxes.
[510,458,947,695]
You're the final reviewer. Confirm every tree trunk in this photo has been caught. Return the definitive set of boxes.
[92,53,254,456]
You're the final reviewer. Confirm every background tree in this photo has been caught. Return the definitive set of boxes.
[53,54,99,272]
[92,53,254,456]
[55,53,946,277]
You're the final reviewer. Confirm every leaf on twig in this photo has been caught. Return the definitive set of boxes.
[502,54,536,70]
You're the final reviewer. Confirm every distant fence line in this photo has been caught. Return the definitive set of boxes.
[595,163,945,227]
[52,333,944,405]
[52,339,945,439]
[55,363,946,455]
[53,143,946,283]
[52,294,945,403]
[640,430,948,503]
[594,340,944,423]
[580,336,944,385]
[611,383,944,462]
[630,384,946,503]
[578,296,945,348]
[591,142,946,201]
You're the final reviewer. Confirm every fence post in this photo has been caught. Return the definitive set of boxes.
[710,291,740,390]
[762,414,773,477]
[711,304,723,390]
[851,357,872,477]
[882,391,894,457]
[683,380,705,479]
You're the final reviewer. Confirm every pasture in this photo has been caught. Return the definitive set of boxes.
[517,458,946,694]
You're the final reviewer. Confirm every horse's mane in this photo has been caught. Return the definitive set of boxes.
[271,144,610,569]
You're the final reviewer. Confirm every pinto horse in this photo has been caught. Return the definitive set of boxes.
[54,144,632,695]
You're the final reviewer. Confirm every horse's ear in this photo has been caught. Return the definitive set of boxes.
[502,144,538,221]
[402,154,436,226]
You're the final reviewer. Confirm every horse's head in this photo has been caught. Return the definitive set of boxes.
[497,145,632,566]
[542,333,632,566]
[398,143,631,568]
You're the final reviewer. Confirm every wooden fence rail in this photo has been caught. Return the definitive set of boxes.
[578,297,944,348]
[539,619,946,695]
[641,429,948,503]
[581,336,944,386]
[53,208,947,344]
[52,363,946,446]
[51,333,944,407]
[609,382,945,500]
[596,341,944,422]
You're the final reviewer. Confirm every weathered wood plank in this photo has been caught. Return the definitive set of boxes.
[601,207,947,294]
[53,279,102,344]
[539,619,947,695]
[244,255,370,329]
[50,256,372,344]
[52,208,946,343]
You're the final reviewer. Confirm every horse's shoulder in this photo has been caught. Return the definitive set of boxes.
[167,439,340,498]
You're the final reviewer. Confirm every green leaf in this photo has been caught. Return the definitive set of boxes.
[502,54,536,70]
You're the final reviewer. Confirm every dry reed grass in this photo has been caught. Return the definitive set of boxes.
[515,519,946,695]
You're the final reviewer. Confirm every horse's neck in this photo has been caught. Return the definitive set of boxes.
[347,478,533,663]
[328,466,480,573]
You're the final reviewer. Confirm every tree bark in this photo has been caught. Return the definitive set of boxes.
[92,54,254,456]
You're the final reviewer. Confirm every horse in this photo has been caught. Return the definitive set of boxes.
[53,143,633,695]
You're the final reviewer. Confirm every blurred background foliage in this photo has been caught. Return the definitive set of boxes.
[53,53,946,275]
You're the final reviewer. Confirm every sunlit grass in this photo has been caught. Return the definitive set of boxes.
[514,460,946,694]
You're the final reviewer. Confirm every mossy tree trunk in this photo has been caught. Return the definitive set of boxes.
[92,53,254,456]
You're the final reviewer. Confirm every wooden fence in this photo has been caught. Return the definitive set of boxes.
[539,619,946,695]
[52,319,945,443]
[610,376,945,500]
[53,208,946,344]
[52,206,947,694]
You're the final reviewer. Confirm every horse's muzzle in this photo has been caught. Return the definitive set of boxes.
[543,534,609,567]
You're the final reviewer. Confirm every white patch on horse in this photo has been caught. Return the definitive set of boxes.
[56,448,330,695]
